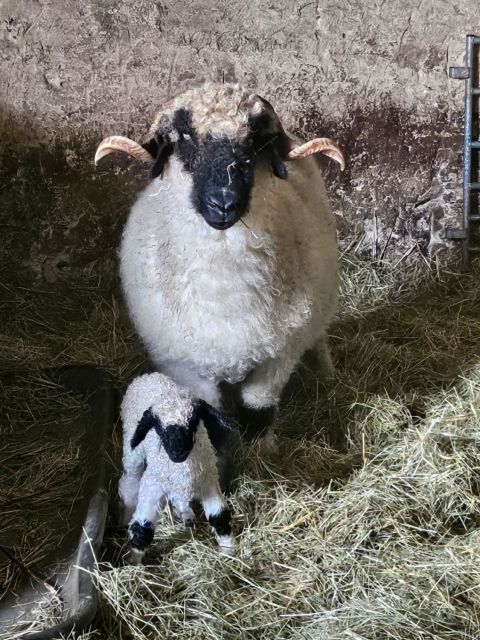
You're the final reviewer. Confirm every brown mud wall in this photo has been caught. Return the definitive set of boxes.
[1,0,479,277]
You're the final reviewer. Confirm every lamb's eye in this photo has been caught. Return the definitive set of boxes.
[183,133,191,141]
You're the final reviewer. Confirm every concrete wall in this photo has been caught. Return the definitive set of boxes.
[1,0,479,275]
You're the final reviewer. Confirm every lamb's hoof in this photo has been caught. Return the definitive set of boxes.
[126,548,145,566]
[128,520,155,551]
[217,535,236,556]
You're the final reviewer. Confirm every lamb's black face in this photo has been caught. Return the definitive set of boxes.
[159,424,195,463]
[167,107,288,230]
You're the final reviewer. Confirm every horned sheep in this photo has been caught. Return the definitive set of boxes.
[119,372,237,562]
[96,84,345,438]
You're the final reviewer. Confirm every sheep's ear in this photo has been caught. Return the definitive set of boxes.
[130,408,162,449]
[94,134,174,179]
[287,138,346,171]
[269,145,288,180]
[195,400,237,451]
[146,136,174,180]
[256,95,346,171]
[196,400,237,432]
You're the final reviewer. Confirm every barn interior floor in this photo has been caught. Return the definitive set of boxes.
[1,247,480,639]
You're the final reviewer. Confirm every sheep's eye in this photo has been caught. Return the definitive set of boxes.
[183,133,191,141]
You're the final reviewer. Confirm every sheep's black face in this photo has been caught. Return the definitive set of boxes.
[191,138,254,230]
[159,424,195,463]
[169,107,287,231]
[176,131,254,231]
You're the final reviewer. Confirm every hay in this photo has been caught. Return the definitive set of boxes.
[3,254,480,639]
[0,272,142,637]
[90,256,480,640]
[0,378,85,596]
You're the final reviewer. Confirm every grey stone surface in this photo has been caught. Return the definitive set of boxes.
[1,0,479,268]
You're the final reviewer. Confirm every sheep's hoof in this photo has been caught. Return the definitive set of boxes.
[257,429,280,457]
[128,520,155,550]
[236,403,276,440]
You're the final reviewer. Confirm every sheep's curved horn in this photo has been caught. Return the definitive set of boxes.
[94,136,153,165]
[287,138,346,171]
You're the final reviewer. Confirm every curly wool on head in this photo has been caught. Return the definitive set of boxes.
[150,83,264,139]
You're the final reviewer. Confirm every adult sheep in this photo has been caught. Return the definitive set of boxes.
[95,84,345,438]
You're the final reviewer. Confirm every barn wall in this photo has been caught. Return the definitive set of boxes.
[1,0,479,276]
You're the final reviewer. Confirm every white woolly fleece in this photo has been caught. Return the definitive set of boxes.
[120,150,337,408]
[120,373,228,532]
[121,372,194,432]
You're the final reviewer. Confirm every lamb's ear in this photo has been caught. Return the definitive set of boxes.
[130,408,162,449]
[195,399,237,451]
[196,400,237,432]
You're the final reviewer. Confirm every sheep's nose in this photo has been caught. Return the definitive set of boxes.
[206,190,240,215]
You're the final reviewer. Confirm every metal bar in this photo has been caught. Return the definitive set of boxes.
[469,214,480,221]
[462,35,475,263]
[470,141,480,148]
[470,182,480,189]
[473,36,480,45]
[473,89,480,96]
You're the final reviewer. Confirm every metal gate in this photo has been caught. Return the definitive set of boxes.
[447,34,480,262]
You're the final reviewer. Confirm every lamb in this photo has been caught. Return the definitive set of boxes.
[95,84,345,438]
[119,372,237,561]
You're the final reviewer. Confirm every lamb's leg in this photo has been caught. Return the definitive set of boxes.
[128,469,165,563]
[201,490,235,553]
[160,360,221,407]
[118,440,145,526]
[172,499,196,527]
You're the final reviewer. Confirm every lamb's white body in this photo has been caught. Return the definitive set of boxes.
[120,155,337,408]
[119,373,235,556]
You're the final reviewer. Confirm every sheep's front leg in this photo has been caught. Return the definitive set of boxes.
[201,490,235,553]
[128,469,166,563]
[239,335,320,439]
[238,355,296,440]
